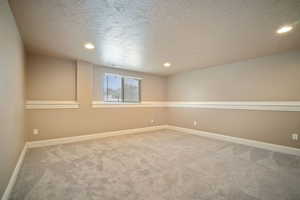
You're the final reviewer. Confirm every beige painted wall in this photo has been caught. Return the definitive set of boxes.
[26,54,77,100]
[169,108,300,148]
[0,0,25,197]
[25,46,300,149]
[26,59,168,141]
[27,107,167,141]
[167,50,300,148]
[168,51,300,101]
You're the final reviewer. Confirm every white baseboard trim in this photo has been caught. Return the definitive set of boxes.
[27,125,168,148]
[167,125,300,156]
[1,143,28,200]
[26,124,300,156]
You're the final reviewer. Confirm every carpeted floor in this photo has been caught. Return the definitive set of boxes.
[11,130,300,200]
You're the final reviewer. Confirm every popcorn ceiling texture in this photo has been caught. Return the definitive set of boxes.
[9,0,300,75]
[10,130,300,200]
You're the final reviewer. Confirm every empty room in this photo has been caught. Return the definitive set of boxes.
[1,0,300,199]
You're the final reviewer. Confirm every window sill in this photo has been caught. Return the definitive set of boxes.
[91,101,167,108]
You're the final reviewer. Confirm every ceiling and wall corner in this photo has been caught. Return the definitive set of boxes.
[9,0,300,75]
[4,0,300,148]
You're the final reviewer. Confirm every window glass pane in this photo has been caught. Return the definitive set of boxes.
[124,78,140,102]
[104,74,122,102]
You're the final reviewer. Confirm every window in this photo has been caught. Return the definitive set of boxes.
[124,77,140,102]
[104,74,122,102]
[104,73,141,103]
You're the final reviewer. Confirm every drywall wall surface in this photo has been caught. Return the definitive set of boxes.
[26,58,168,141]
[0,0,25,197]
[168,51,300,101]
[26,54,77,101]
[167,50,300,148]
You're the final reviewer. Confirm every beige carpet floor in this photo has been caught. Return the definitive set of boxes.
[10,130,300,200]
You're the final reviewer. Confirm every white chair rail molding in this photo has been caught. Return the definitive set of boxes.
[165,101,300,111]
[91,101,300,111]
[26,100,300,111]
[25,101,80,109]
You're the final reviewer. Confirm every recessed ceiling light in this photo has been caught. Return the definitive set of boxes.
[277,25,293,34]
[84,42,95,50]
[163,62,171,68]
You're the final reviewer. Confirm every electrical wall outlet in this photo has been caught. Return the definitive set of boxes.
[292,133,298,141]
[193,121,197,127]
[33,129,39,135]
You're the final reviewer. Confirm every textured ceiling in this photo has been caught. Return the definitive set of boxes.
[9,0,300,75]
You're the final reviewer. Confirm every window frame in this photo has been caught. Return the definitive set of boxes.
[104,73,142,103]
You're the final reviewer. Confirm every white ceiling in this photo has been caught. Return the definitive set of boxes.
[10,0,300,75]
